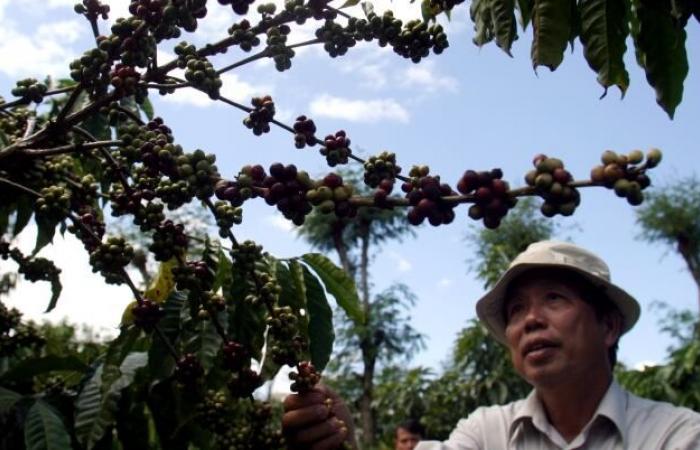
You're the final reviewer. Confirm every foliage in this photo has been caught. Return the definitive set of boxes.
[0,0,671,447]
[465,197,558,288]
[636,176,700,308]
[618,304,700,412]
[458,0,696,118]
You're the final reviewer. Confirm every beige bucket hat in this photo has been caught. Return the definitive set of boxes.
[475,240,640,345]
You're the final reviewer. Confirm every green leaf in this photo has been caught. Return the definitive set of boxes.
[101,326,141,395]
[340,0,362,8]
[212,248,232,293]
[531,0,573,70]
[226,266,266,360]
[361,1,374,17]
[148,292,185,380]
[0,204,10,237]
[0,386,22,414]
[471,0,495,46]
[300,253,364,325]
[301,266,334,371]
[0,356,88,383]
[13,195,34,237]
[33,218,56,255]
[185,312,225,371]
[579,0,630,97]
[631,0,688,118]
[0,129,9,148]
[75,353,148,450]
[45,276,63,313]
[421,0,443,22]
[288,260,309,314]
[139,96,154,120]
[516,0,534,28]
[491,0,517,55]
[276,260,306,313]
[24,400,72,450]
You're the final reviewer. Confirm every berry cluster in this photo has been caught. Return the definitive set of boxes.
[306,173,357,218]
[262,163,314,225]
[35,186,72,224]
[0,301,44,357]
[227,367,263,398]
[525,154,580,217]
[347,11,402,46]
[266,25,295,71]
[155,179,194,209]
[69,48,111,97]
[173,260,214,292]
[402,167,455,226]
[149,220,188,261]
[321,130,351,167]
[74,0,111,20]
[293,115,317,149]
[393,20,449,63]
[230,240,264,273]
[132,299,164,330]
[128,0,166,27]
[267,306,304,366]
[89,236,134,284]
[459,169,517,229]
[218,0,256,15]
[105,17,157,68]
[228,19,261,52]
[243,95,276,135]
[136,117,180,174]
[18,257,61,284]
[316,20,356,57]
[175,42,222,100]
[109,64,146,101]
[70,210,106,251]
[289,361,321,393]
[167,0,208,34]
[364,151,401,187]
[213,201,242,237]
[11,78,48,104]
[175,353,204,386]
[590,149,660,206]
[222,340,250,371]
[285,0,313,24]
[177,149,220,199]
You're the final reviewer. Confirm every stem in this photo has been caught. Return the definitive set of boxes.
[54,84,84,127]
[215,48,271,75]
[23,140,123,158]
[203,198,239,248]
[0,86,76,111]
[115,105,144,125]
[0,177,41,197]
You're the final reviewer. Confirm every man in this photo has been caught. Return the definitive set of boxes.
[395,419,424,450]
[282,241,700,449]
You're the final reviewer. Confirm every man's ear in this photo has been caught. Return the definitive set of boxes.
[603,311,623,346]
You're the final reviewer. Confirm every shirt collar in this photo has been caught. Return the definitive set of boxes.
[507,380,628,446]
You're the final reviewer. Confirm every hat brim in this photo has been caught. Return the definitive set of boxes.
[475,262,640,345]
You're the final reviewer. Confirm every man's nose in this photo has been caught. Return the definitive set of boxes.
[523,304,546,333]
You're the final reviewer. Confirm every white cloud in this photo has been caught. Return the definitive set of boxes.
[310,94,409,123]
[266,214,296,232]
[634,360,659,371]
[401,61,459,93]
[437,277,453,288]
[388,251,412,272]
[0,19,86,78]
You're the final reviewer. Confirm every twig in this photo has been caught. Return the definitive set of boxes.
[23,140,123,158]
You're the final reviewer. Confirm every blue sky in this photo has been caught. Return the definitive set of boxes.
[1,0,699,373]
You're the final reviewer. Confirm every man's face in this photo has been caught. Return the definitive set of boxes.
[503,274,619,388]
[395,427,421,450]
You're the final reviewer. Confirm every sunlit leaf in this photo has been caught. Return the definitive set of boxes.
[301,253,363,325]
[302,266,334,371]
[492,0,517,55]
[144,258,177,303]
[531,0,573,70]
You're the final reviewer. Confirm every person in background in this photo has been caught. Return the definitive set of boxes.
[394,419,424,450]
[283,241,700,449]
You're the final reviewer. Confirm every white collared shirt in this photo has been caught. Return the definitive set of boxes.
[416,381,700,449]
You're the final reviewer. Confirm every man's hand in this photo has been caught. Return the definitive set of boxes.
[282,384,357,450]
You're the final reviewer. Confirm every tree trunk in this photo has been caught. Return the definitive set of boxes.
[332,222,355,277]
[676,234,700,312]
[358,221,375,448]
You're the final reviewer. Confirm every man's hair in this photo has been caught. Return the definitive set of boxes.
[503,267,622,367]
[396,419,425,438]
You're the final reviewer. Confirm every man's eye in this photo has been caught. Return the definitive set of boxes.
[507,303,524,318]
[545,292,565,302]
